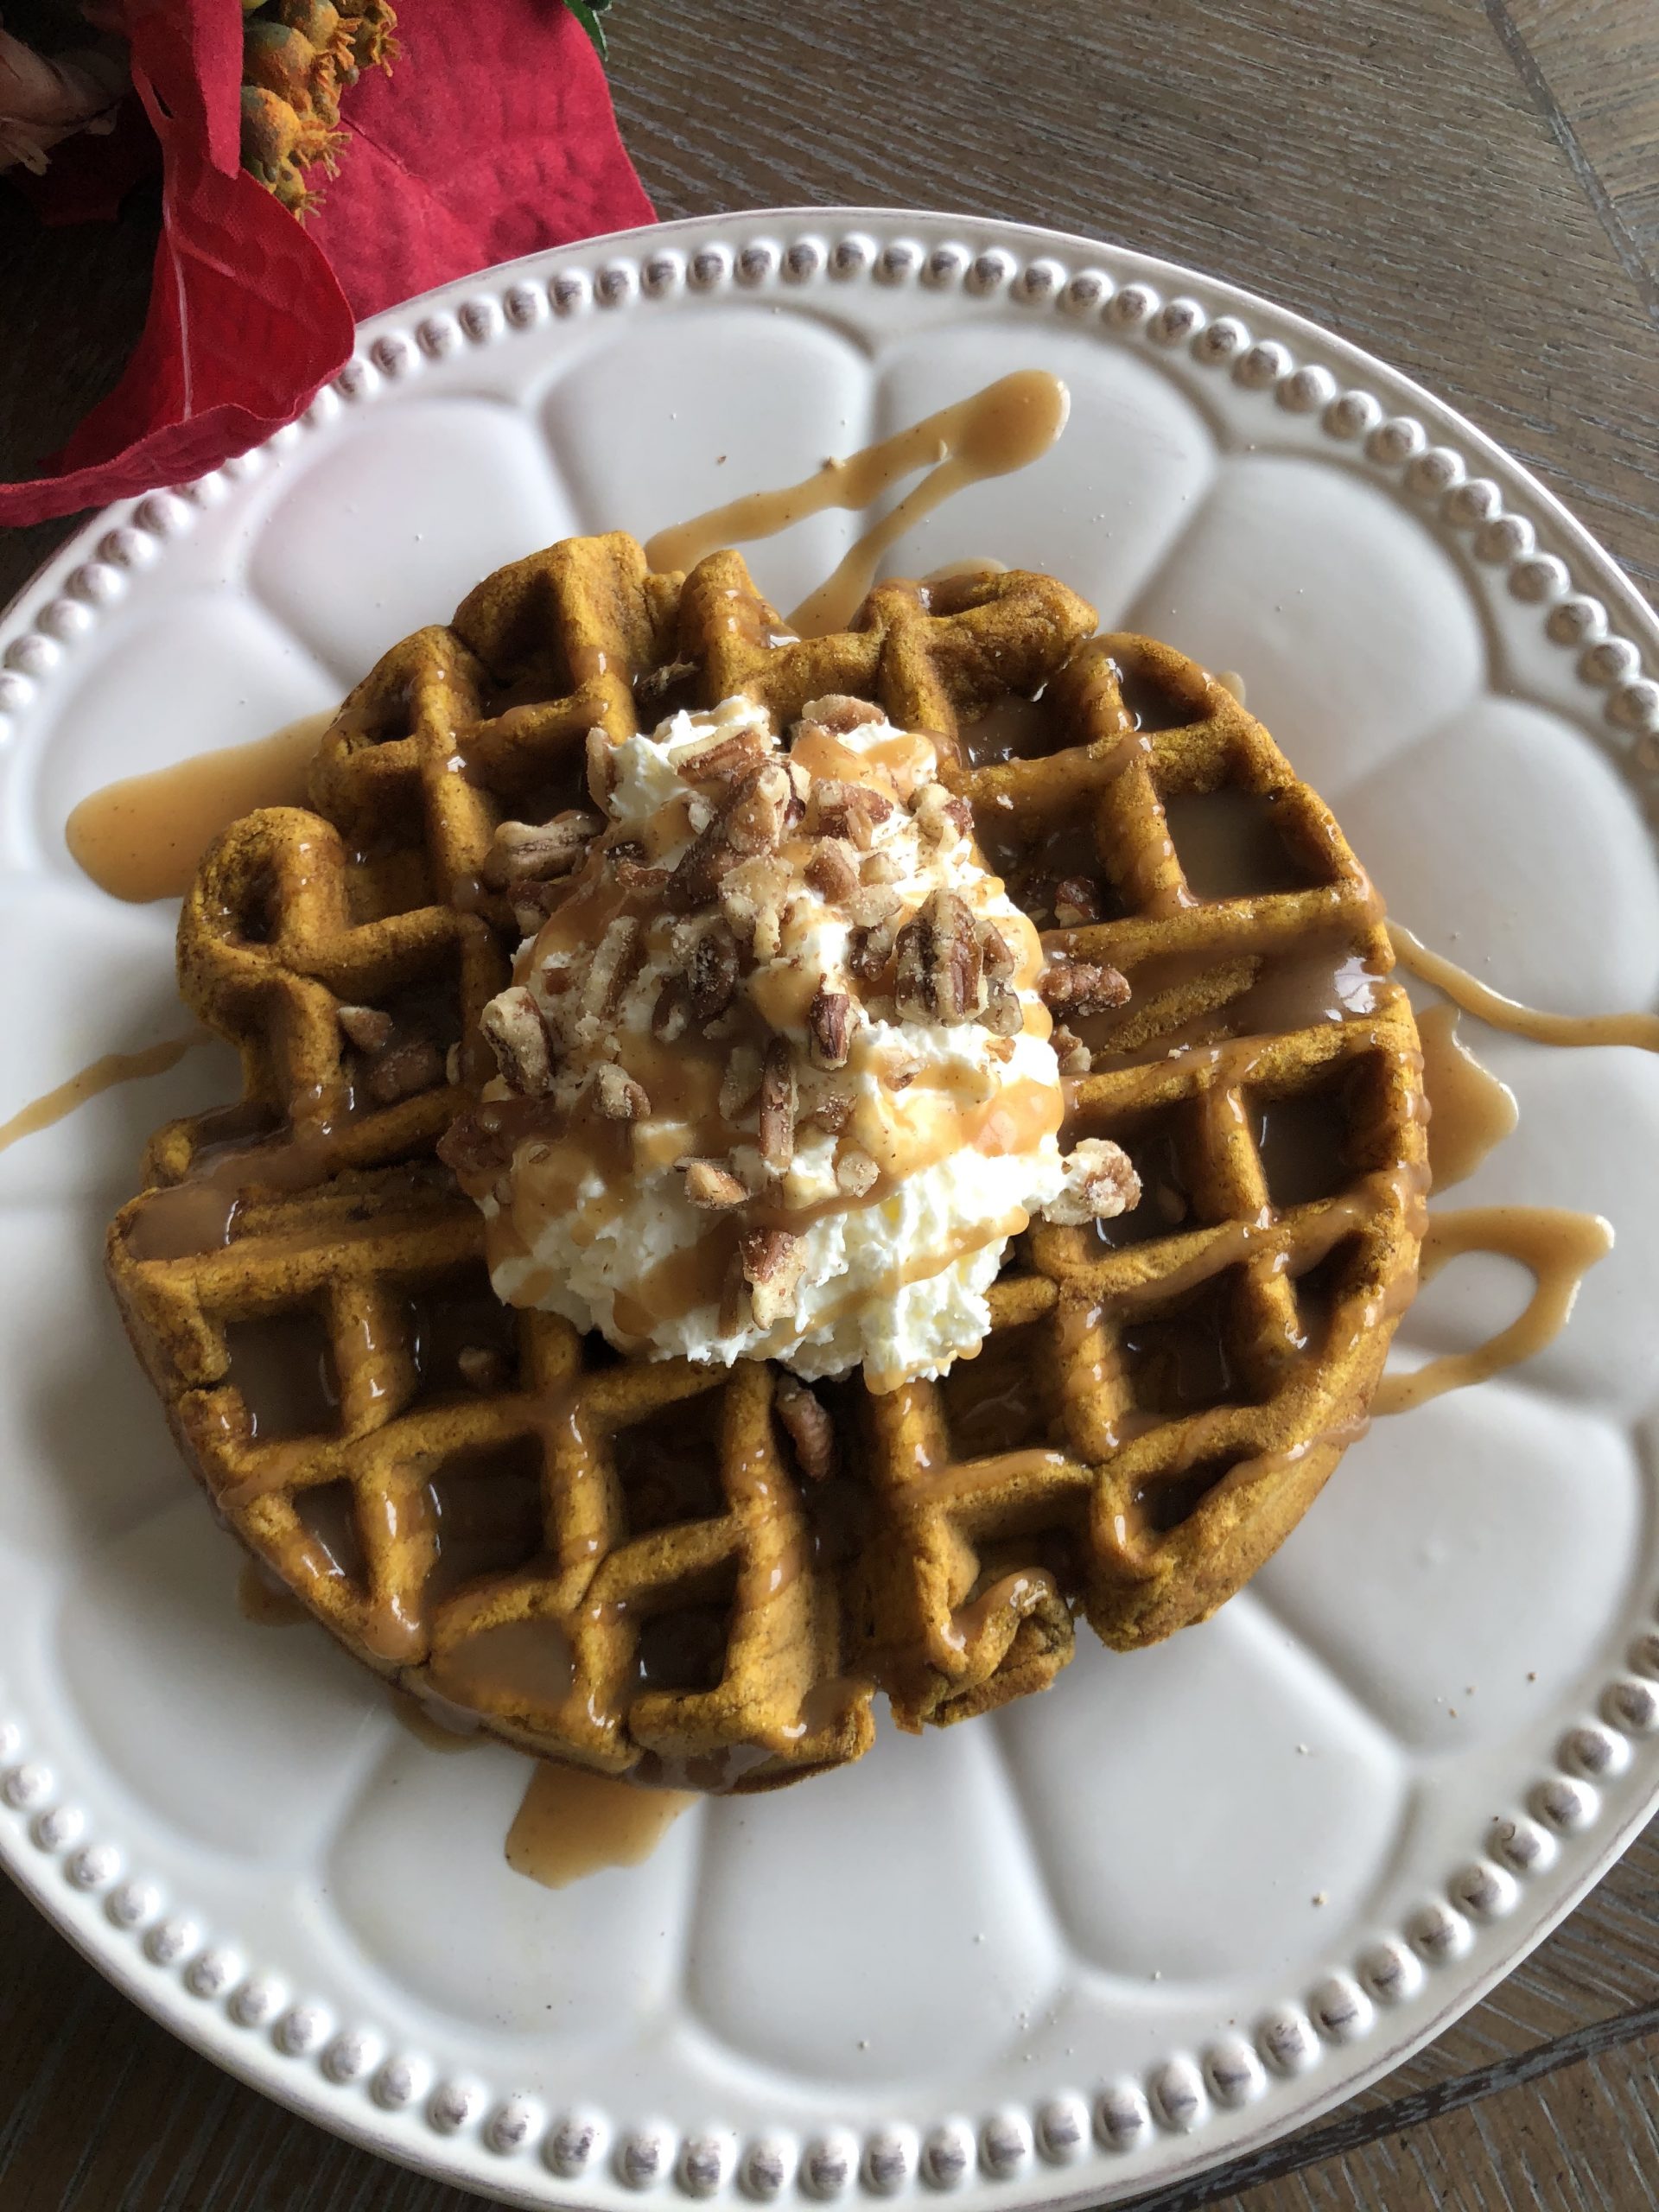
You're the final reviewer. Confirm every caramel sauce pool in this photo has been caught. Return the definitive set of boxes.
[66,709,333,903]
[645,370,1071,637]
[506,1761,694,1888]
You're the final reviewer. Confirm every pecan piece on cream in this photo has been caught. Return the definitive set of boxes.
[1039,959,1131,1018]
[687,918,740,1022]
[848,912,900,988]
[807,985,854,1071]
[719,1044,764,1122]
[912,782,973,845]
[835,1147,879,1197]
[980,979,1024,1038]
[807,779,894,851]
[593,1063,650,1121]
[337,1002,394,1054]
[758,1036,798,1172]
[773,1372,836,1482]
[674,725,769,785]
[724,760,793,855]
[582,916,645,1020]
[894,888,987,1025]
[682,1158,748,1209]
[1040,1138,1141,1226]
[979,922,1017,981]
[481,810,601,891]
[798,694,885,738]
[739,1226,808,1329]
[480,987,555,1094]
[804,837,861,904]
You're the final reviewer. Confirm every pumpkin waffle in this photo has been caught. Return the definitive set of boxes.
[107,538,1424,1786]
[850,631,1427,1725]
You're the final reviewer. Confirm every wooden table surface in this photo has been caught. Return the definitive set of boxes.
[3,2,1659,2206]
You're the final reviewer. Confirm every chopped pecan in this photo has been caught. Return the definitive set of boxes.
[848,912,900,988]
[758,1037,798,1172]
[773,1372,836,1482]
[894,889,987,1025]
[1051,1024,1092,1077]
[881,1046,922,1090]
[436,1103,517,1180]
[674,726,768,785]
[480,988,554,1094]
[458,1345,510,1392]
[861,848,905,885]
[667,818,743,910]
[1039,959,1131,1018]
[835,1147,880,1197]
[593,1063,650,1121]
[1041,1138,1141,1226]
[847,885,899,930]
[633,656,700,716]
[719,855,791,958]
[1052,874,1102,928]
[979,922,1017,981]
[364,1037,445,1105]
[725,762,793,855]
[687,918,740,1022]
[980,979,1024,1037]
[739,1226,808,1329]
[912,783,972,845]
[650,977,690,1044]
[682,1158,748,1209]
[337,1002,394,1054]
[804,838,861,904]
[481,811,601,891]
[800,1083,853,1133]
[583,916,644,1020]
[808,986,853,1071]
[444,1042,463,1085]
[807,779,894,851]
[798,695,885,737]
[613,855,671,895]
[719,1045,763,1122]
[511,880,567,939]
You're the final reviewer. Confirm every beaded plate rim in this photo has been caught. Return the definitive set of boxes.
[3,205,1658,2209]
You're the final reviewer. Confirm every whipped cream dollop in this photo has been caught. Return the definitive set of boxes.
[443,693,1136,1391]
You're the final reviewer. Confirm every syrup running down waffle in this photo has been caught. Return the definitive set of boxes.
[108,535,1425,1789]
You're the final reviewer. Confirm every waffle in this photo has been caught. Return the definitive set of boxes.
[108,537,1424,1786]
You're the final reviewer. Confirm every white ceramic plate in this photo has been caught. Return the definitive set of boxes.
[3,208,1659,2209]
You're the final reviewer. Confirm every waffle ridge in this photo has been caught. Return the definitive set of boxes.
[108,538,1423,1787]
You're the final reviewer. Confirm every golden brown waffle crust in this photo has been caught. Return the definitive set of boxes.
[107,537,1424,1786]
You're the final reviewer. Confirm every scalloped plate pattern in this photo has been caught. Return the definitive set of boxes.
[3,208,1659,2209]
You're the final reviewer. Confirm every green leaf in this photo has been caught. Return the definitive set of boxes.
[563,0,613,58]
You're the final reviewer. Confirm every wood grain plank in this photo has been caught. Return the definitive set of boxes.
[603,0,1659,586]
[1500,0,1659,293]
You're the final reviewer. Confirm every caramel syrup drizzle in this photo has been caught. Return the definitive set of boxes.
[1389,921,1659,1053]
[66,711,334,905]
[0,1031,209,1155]
[644,369,1071,637]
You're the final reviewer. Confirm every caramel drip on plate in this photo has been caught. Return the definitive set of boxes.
[0,1031,209,1155]
[1389,923,1659,1052]
[505,1760,694,1889]
[644,371,1070,638]
[66,710,333,904]
[1414,1001,1518,1190]
[1375,1205,1613,1416]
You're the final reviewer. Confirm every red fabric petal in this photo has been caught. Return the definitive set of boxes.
[0,0,655,528]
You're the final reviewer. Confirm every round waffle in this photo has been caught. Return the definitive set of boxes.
[107,535,1426,1789]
